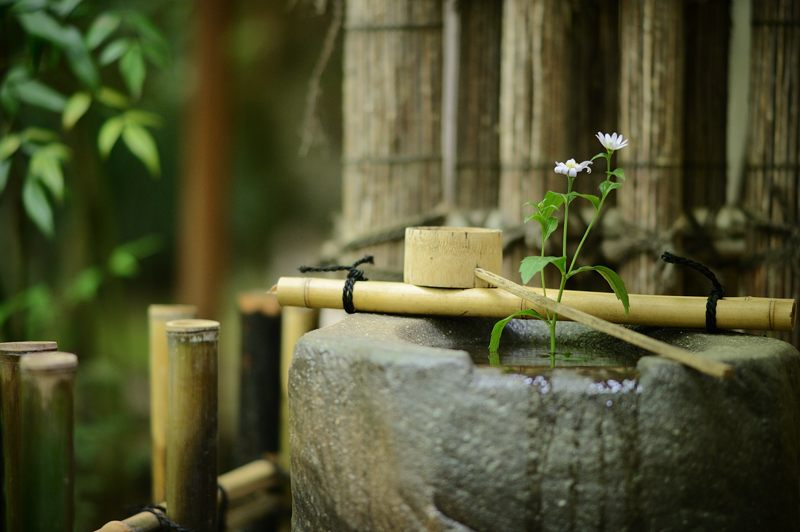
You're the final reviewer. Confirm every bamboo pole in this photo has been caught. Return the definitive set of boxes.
[237,292,281,462]
[19,352,78,531]
[166,319,219,531]
[274,276,796,332]
[474,269,733,379]
[0,341,57,532]
[94,458,281,532]
[279,306,318,471]
[148,304,196,504]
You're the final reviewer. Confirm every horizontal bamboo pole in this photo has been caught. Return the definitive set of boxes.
[274,277,796,332]
[475,268,734,379]
[94,458,280,532]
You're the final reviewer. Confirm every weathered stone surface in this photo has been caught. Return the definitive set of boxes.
[290,314,800,531]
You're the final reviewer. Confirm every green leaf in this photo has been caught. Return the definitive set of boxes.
[520,255,562,285]
[541,190,565,209]
[99,38,131,65]
[16,11,71,47]
[540,215,558,242]
[86,13,121,50]
[121,123,159,175]
[62,92,91,129]
[52,0,83,17]
[591,151,607,161]
[575,192,601,211]
[96,86,129,108]
[124,109,162,127]
[119,44,145,98]
[21,127,58,143]
[63,27,100,88]
[142,40,169,68]
[610,168,626,181]
[29,145,68,200]
[22,177,53,236]
[115,234,163,259]
[65,267,103,303]
[108,249,138,277]
[568,265,629,314]
[0,134,21,160]
[13,79,66,112]
[0,160,10,194]
[98,116,124,157]
[489,309,545,353]
[599,180,623,199]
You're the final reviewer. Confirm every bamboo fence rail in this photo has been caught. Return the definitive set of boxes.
[19,352,78,531]
[0,341,57,532]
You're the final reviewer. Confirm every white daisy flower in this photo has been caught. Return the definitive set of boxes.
[554,158,593,178]
[595,131,629,151]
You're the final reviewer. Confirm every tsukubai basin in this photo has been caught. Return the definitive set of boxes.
[289,314,800,531]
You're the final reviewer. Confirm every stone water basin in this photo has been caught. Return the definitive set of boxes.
[289,313,800,531]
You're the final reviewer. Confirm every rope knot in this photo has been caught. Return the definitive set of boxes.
[299,255,374,313]
[661,251,725,333]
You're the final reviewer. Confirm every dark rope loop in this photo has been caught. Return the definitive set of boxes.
[138,505,194,532]
[660,251,725,333]
[218,484,228,532]
[298,255,374,314]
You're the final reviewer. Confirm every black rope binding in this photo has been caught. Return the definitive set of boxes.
[661,251,725,333]
[137,505,193,532]
[298,255,374,314]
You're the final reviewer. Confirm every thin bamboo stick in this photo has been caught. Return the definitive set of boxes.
[0,341,57,532]
[274,276,796,332]
[474,269,733,379]
[166,319,219,531]
[19,352,78,531]
[147,304,196,504]
[94,458,281,532]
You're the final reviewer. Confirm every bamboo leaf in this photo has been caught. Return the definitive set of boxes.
[124,109,162,127]
[63,27,100,88]
[96,86,129,108]
[568,265,629,313]
[30,147,67,200]
[99,38,130,66]
[14,79,66,112]
[22,177,53,237]
[98,116,124,157]
[62,92,91,129]
[16,11,71,47]
[108,249,138,277]
[86,13,120,50]
[121,123,159,175]
[520,255,562,285]
[119,44,145,98]
[0,134,21,160]
[21,127,58,143]
[489,309,545,354]
[65,267,102,303]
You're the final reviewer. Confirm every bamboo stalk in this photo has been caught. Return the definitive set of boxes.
[147,304,196,504]
[166,319,219,531]
[0,341,57,532]
[19,352,78,531]
[474,269,733,379]
[94,458,281,532]
[274,276,796,332]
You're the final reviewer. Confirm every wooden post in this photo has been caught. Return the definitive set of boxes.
[617,0,685,294]
[236,292,281,461]
[0,341,57,532]
[279,306,318,470]
[342,0,443,273]
[148,304,196,503]
[499,0,573,279]
[19,352,78,531]
[743,0,800,346]
[166,319,219,531]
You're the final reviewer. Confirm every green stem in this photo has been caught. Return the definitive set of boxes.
[567,152,614,275]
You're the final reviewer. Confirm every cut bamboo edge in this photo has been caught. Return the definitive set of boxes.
[272,276,796,332]
[94,458,281,532]
[473,269,734,380]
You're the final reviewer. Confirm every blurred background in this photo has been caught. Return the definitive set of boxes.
[0,0,340,528]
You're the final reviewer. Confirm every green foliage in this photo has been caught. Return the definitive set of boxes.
[491,134,632,366]
[0,1,168,236]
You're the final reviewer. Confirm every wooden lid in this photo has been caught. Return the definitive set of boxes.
[166,319,220,335]
[0,341,57,355]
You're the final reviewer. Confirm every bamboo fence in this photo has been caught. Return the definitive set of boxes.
[166,319,220,531]
[19,352,78,531]
[0,341,57,532]
[342,0,444,272]
[743,0,800,346]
